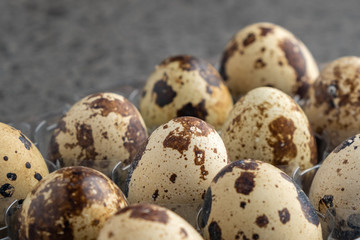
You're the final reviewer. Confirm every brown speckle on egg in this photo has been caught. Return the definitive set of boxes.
[278,208,290,224]
[256,214,269,228]
[243,33,256,47]
[208,221,222,239]
[267,116,297,165]
[235,172,255,195]
[176,100,208,120]
[169,173,177,183]
[0,183,14,198]
[153,73,177,107]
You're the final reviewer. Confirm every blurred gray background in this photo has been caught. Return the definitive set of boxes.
[1,0,360,123]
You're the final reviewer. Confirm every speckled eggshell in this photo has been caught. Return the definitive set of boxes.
[97,204,204,240]
[303,56,360,150]
[221,87,317,172]
[125,116,229,205]
[18,166,128,240]
[200,159,322,240]
[219,22,319,100]
[139,55,234,130]
[0,122,49,225]
[49,92,148,176]
[309,134,360,222]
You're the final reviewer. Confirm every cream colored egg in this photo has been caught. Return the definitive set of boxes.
[200,159,322,240]
[18,166,128,240]
[303,56,360,151]
[140,55,233,130]
[126,116,229,205]
[309,134,360,237]
[221,87,317,173]
[97,204,203,240]
[219,22,319,100]
[49,92,148,176]
[0,122,49,225]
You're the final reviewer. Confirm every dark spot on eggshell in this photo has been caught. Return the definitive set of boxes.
[180,227,188,238]
[19,166,126,239]
[243,33,256,47]
[256,214,269,228]
[176,99,208,120]
[49,119,68,163]
[240,201,247,208]
[152,189,159,201]
[254,58,266,69]
[0,183,14,198]
[169,173,177,183]
[208,221,222,240]
[34,172,42,181]
[7,173,17,181]
[160,55,199,71]
[25,162,31,169]
[235,172,255,195]
[75,123,98,161]
[278,208,290,224]
[163,117,213,155]
[122,116,148,166]
[118,204,169,224]
[153,73,177,107]
[19,132,31,150]
[194,146,205,165]
[3,156,8,161]
[87,95,124,117]
[333,135,356,153]
[279,39,307,83]
[200,165,209,180]
[267,116,297,165]
[200,188,212,228]
[295,183,319,226]
[219,39,238,81]
[91,219,100,226]
[213,160,253,183]
[259,26,274,36]
[253,233,260,239]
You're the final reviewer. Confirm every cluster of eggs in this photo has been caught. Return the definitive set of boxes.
[3,21,360,240]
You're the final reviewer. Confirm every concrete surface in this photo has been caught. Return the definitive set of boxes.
[1,0,360,123]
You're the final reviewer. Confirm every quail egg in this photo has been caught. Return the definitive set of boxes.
[140,55,233,130]
[125,116,229,224]
[97,203,203,240]
[309,133,360,239]
[200,159,322,240]
[219,22,319,100]
[17,166,128,240]
[49,92,148,176]
[303,56,360,151]
[0,122,49,226]
[221,87,317,173]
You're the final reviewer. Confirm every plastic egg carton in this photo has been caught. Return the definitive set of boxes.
[1,81,357,240]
